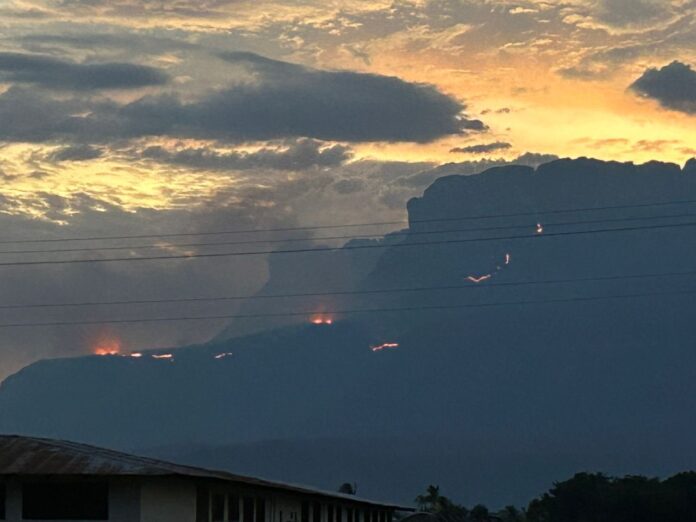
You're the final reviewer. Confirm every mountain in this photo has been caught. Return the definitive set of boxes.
[1,157,696,506]
[142,436,696,508]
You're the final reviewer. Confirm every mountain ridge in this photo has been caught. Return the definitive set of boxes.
[1,156,696,505]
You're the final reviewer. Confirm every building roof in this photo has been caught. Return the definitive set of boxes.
[0,435,411,510]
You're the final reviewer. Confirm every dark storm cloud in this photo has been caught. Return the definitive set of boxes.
[0,87,128,143]
[0,52,168,91]
[140,139,352,171]
[0,87,88,142]
[49,145,103,162]
[205,52,480,142]
[450,141,512,154]
[630,61,696,114]
[0,53,480,144]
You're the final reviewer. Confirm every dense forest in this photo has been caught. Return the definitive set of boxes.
[413,472,696,522]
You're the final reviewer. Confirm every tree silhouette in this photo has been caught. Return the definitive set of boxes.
[469,505,489,522]
[412,472,696,522]
[500,506,524,522]
[415,485,445,513]
[414,485,468,518]
[525,471,696,522]
[338,483,357,495]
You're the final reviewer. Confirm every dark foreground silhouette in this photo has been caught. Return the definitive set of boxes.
[416,472,696,521]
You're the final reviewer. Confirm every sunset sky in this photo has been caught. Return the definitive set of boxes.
[0,0,694,376]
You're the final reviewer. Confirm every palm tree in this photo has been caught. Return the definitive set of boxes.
[415,485,444,512]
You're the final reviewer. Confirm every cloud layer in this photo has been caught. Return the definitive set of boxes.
[139,139,352,171]
[630,61,696,114]
[0,52,481,145]
[0,52,168,90]
[450,142,512,154]
[0,0,692,379]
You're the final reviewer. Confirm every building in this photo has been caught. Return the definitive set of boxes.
[0,435,411,522]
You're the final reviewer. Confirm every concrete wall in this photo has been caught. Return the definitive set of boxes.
[110,478,142,522]
[271,493,302,522]
[4,479,21,522]
[140,477,197,522]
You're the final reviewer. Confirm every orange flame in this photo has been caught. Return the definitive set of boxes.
[310,315,334,325]
[371,342,399,352]
[93,337,121,356]
[466,274,492,284]
[464,252,512,284]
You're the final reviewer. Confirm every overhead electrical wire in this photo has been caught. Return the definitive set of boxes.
[0,268,694,310]
[0,288,694,328]
[0,219,694,267]
[1,211,695,256]
[2,197,696,245]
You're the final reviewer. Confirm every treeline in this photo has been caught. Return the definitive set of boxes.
[414,472,696,522]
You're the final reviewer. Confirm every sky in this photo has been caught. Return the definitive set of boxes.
[0,0,694,377]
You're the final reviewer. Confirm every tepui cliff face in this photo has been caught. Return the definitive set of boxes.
[1,157,696,505]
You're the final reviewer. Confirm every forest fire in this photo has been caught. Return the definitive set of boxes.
[465,252,512,284]
[466,274,492,284]
[93,337,121,356]
[214,352,233,359]
[371,342,399,352]
[310,315,334,325]
[536,223,544,234]
[152,353,173,360]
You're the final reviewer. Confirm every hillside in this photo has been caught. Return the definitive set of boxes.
[1,157,696,505]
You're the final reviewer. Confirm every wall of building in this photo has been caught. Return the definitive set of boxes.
[140,477,197,522]
[1,475,395,522]
[271,492,302,522]
[110,478,142,522]
[1,477,141,522]
[196,484,393,522]
[4,478,22,522]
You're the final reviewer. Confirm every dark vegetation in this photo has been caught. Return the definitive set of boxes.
[416,472,696,522]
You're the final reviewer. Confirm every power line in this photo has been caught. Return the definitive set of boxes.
[2,211,695,256]
[1,268,694,310]
[2,197,696,245]
[0,219,694,267]
[0,287,694,329]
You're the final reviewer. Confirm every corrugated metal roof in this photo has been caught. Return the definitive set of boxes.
[0,435,411,510]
